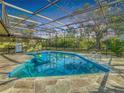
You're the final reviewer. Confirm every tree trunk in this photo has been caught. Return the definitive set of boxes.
[96,32,101,50]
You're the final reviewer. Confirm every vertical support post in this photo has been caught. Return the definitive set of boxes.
[1,0,5,22]
[55,31,57,51]
[1,0,9,26]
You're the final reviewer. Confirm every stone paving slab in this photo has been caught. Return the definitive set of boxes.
[9,88,34,93]
[14,79,35,89]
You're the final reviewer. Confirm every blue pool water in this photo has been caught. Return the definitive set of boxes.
[9,51,110,78]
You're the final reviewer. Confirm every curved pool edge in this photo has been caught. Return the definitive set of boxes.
[9,50,110,78]
[9,71,106,79]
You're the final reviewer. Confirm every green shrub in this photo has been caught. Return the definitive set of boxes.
[104,37,124,57]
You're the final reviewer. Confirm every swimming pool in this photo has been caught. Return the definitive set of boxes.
[9,51,110,78]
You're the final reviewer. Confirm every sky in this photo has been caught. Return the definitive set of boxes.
[0,0,96,24]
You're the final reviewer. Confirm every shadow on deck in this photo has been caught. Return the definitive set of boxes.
[1,54,22,64]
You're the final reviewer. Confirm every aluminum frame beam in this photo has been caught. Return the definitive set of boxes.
[8,15,41,24]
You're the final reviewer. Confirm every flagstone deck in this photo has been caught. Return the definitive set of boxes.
[0,53,124,93]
